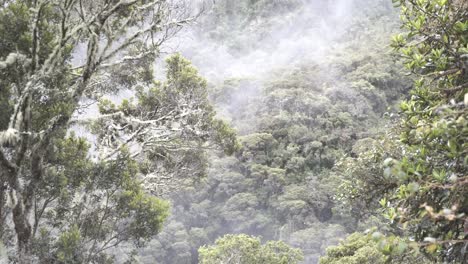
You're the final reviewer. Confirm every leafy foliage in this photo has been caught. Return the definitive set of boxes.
[0,1,236,263]
[320,232,428,264]
[91,54,239,195]
[138,1,413,263]
[330,0,468,262]
[385,0,468,261]
[198,234,303,264]
[3,0,462,263]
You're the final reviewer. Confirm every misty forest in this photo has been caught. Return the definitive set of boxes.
[0,0,467,263]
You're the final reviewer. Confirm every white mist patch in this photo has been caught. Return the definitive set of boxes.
[163,0,362,82]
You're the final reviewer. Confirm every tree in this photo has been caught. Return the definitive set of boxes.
[319,232,429,264]
[383,0,468,261]
[324,0,467,262]
[88,54,238,195]
[0,1,237,263]
[198,234,304,264]
[133,0,413,262]
[332,135,405,221]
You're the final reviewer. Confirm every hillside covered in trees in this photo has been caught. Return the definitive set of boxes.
[0,0,466,264]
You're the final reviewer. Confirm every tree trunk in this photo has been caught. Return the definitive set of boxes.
[13,200,32,264]
[0,184,5,238]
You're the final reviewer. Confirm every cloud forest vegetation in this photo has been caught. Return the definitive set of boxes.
[0,0,466,263]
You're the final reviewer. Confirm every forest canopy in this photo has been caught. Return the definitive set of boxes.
[0,0,467,263]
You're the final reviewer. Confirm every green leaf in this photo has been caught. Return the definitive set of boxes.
[379,198,388,207]
[447,139,457,154]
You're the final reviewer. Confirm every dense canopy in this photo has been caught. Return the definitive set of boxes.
[0,0,466,263]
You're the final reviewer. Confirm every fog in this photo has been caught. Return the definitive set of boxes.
[168,0,391,78]
[156,0,396,129]
[0,0,454,263]
[139,0,400,263]
[74,0,399,262]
